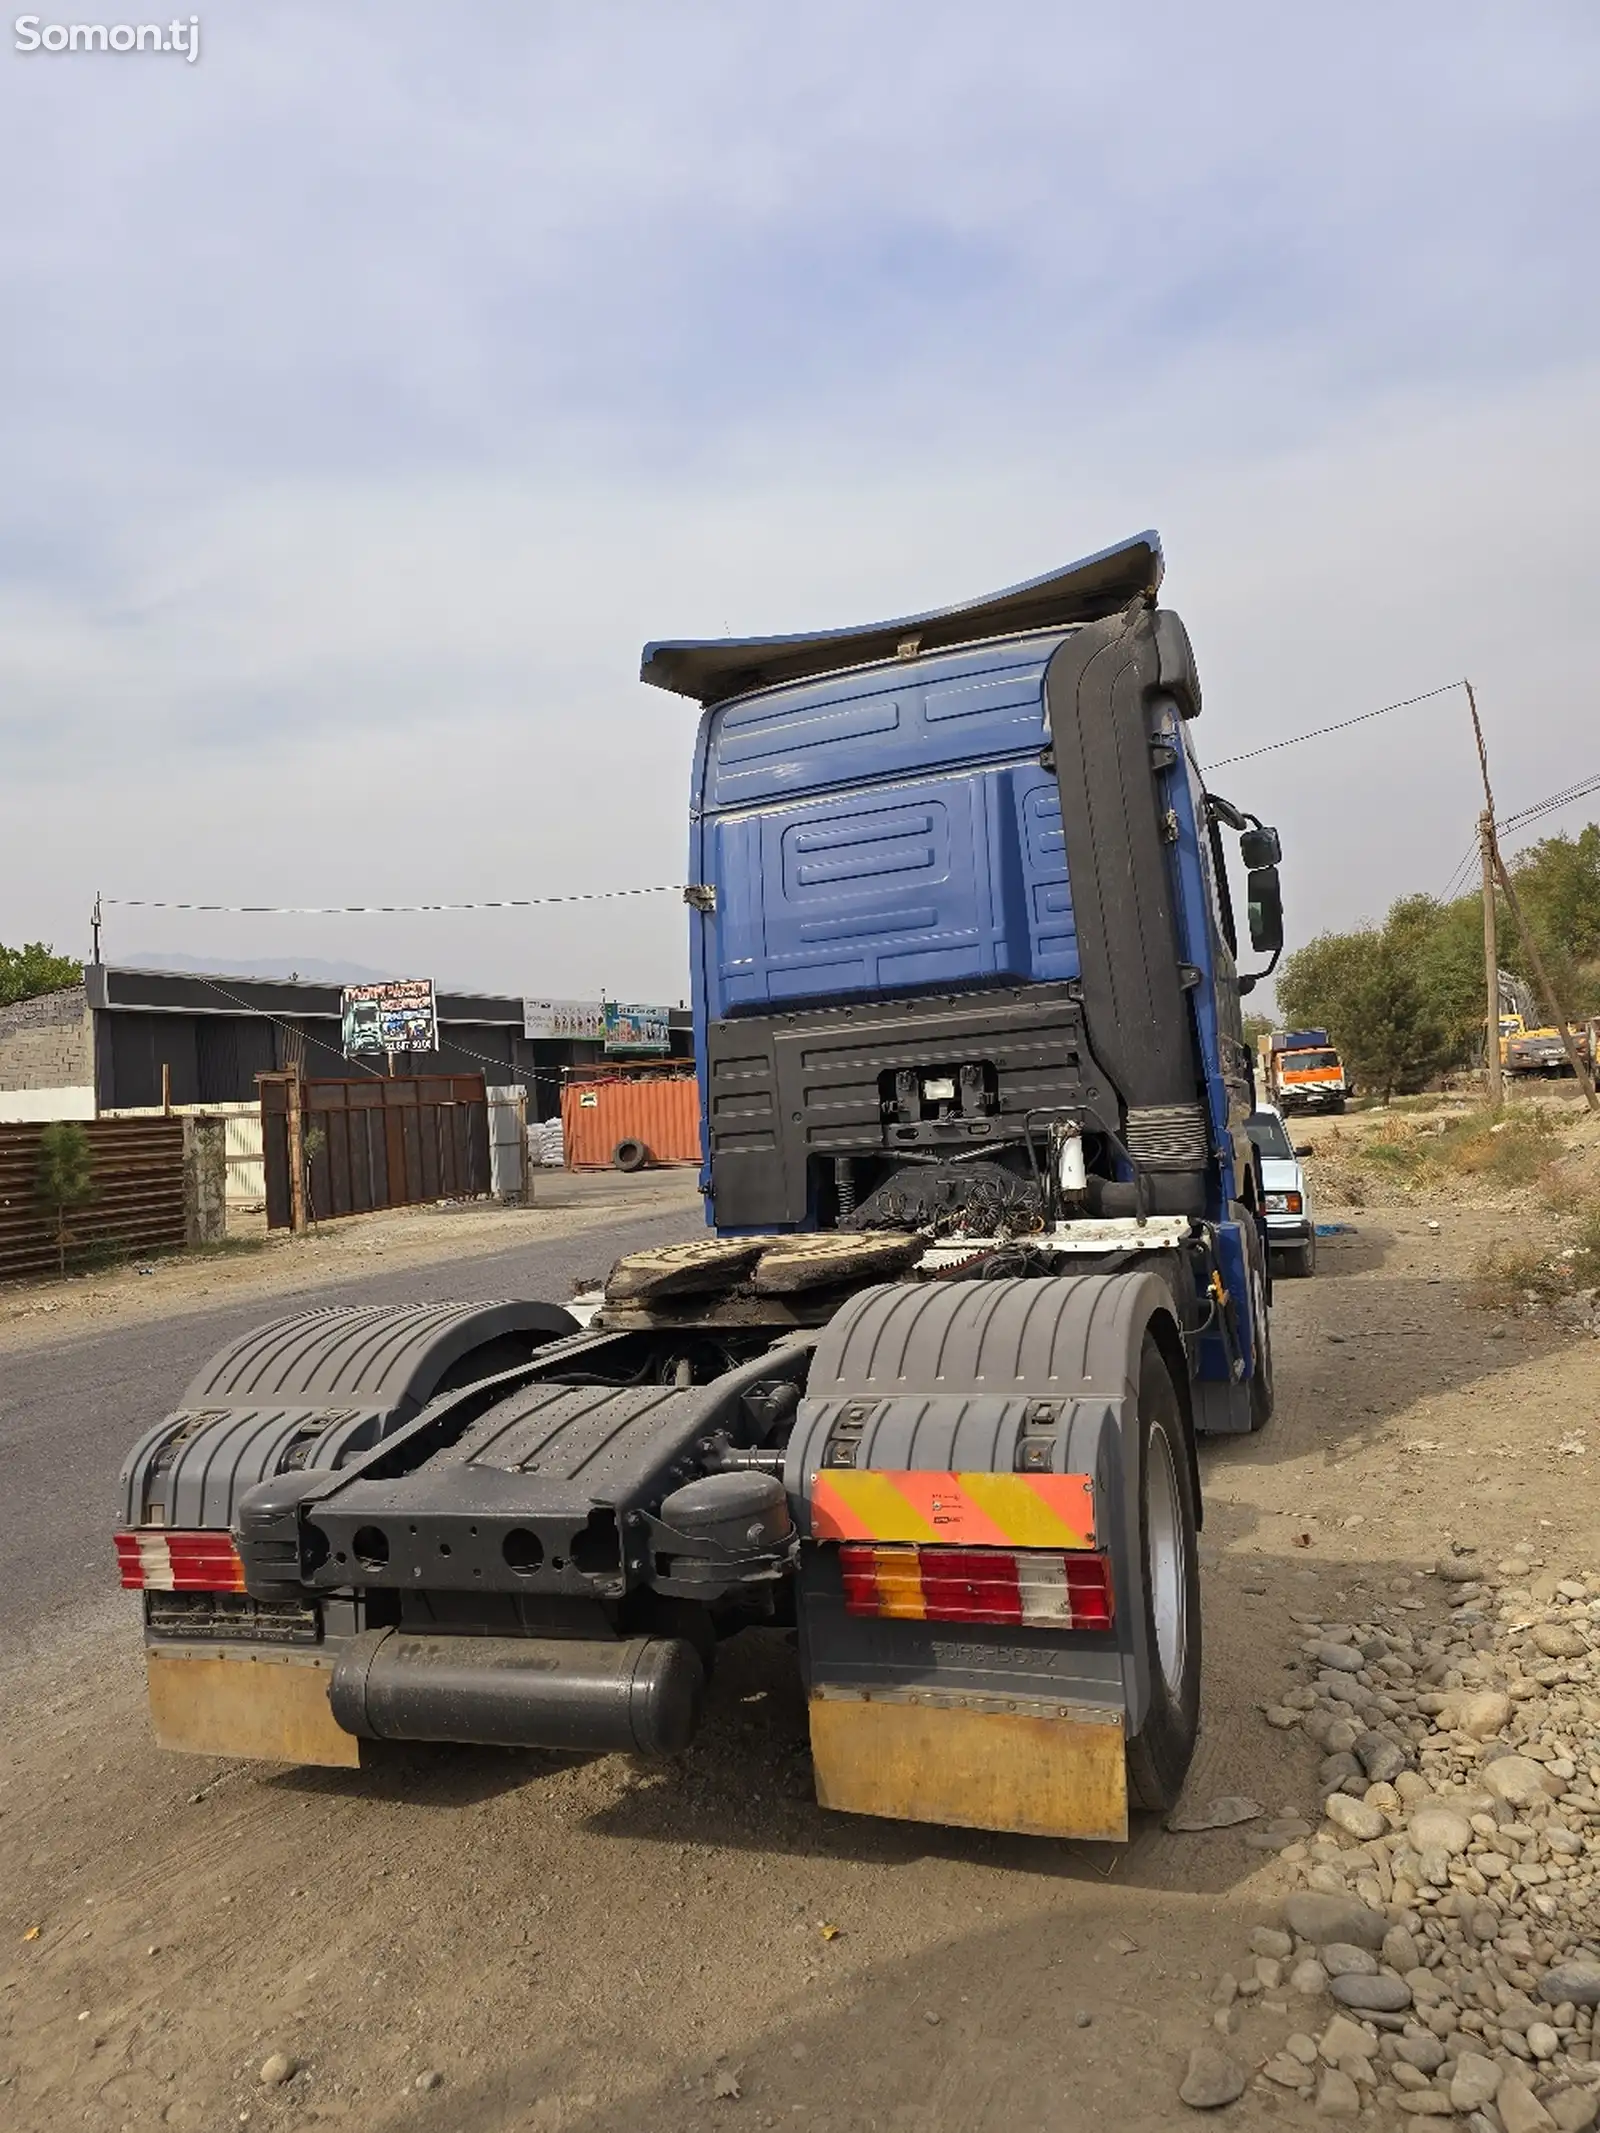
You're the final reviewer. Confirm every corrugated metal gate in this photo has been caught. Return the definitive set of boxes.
[0,1117,188,1281]
[260,1075,490,1229]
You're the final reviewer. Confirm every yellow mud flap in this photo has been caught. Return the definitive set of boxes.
[146,1645,361,1769]
[808,1689,1127,1842]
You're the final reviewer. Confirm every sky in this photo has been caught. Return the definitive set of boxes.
[2,1,1597,1001]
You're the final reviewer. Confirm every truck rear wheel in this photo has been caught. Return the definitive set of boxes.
[1124,1335,1202,1813]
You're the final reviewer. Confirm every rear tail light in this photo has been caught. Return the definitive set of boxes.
[115,1529,246,1593]
[839,1544,1113,1629]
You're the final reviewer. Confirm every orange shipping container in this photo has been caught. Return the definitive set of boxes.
[561,1075,702,1171]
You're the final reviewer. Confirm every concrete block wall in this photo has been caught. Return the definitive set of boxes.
[0,986,93,1093]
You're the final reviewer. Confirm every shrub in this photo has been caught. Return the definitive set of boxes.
[35,1120,96,1276]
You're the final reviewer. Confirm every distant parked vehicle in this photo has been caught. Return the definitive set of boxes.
[1247,1105,1316,1277]
[1262,1028,1348,1114]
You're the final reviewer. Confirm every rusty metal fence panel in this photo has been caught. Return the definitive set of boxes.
[260,1075,490,1229]
[0,1117,188,1282]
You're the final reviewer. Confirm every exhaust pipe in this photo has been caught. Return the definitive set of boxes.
[330,1631,704,1756]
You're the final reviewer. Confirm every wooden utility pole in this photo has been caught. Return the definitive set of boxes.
[1480,807,1502,1109]
[285,1071,308,1233]
[1466,682,1503,1109]
[1466,678,1597,1113]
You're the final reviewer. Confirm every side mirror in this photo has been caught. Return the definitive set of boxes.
[1246,865,1284,956]
[1294,1143,1313,1158]
[1240,824,1282,869]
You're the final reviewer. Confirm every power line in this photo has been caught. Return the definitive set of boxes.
[1439,770,1600,901]
[1206,680,1465,770]
[1498,770,1600,838]
[1438,840,1480,904]
[103,884,686,916]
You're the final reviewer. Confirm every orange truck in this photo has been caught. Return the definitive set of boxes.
[1263,1028,1349,1114]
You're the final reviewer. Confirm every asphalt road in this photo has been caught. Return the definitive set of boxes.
[0,1202,699,1657]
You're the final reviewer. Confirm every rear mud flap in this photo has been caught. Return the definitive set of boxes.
[146,1646,360,1768]
[808,1688,1127,1842]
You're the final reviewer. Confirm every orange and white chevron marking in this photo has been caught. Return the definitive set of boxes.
[809,1469,1095,1549]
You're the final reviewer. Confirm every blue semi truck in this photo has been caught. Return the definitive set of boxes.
[114,531,1284,1840]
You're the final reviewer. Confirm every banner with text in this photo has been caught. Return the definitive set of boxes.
[341,979,438,1059]
[603,1001,672,1055]
[523,998,606,1043]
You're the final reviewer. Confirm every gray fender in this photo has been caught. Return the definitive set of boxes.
[786,1273,1191,1737]
[118,1299,577,1530]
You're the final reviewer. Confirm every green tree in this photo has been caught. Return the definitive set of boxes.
[1241,1012,1274,1052]
[0,940,82,1008]
[1383,892,1489,1060]
[1276,927,1380,1035]
[35,1120,96,1276]
[1502,826,1600,1019]
[1338,945,1450,1104]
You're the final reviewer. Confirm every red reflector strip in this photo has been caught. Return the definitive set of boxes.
[114,1530,245,1593]
[838,1545,1113,1630]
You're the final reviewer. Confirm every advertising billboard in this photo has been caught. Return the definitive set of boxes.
[603,1001,671,1055]
[340,979,438,1059]
[522,998,606,1043]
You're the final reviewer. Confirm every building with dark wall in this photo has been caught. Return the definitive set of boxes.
[77,967,691,1118]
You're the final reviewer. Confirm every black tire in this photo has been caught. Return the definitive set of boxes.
[1124,1335,1203,1814]
[1289,1233,1317,1279]
[1244,1218,1275,1431]
[611,1137,649,1173]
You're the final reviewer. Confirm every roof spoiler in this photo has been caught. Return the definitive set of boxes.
[639,530,1164,707]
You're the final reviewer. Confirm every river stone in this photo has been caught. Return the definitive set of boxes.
[1456,1690,1513,1738]
[1395,2036,1446,2074]
[1408,1804,1473,1855]
[1329,1973,1412,2012]
[1437,1556,1482,1582]
[1539,1960,1600,2007]
[1497,2076,1557,2133]
[1325,1794,1387,1841]
[1249,1926,1294,1961]
[1263,2052,1315,2090]
[1315,2067,1361,2117]
[1178,2043,1246,2109]
[1318,2015,1376,2065]
[1548,2091,1600,2133]
[1321,1943,1379,1978]
[1449,2054,1503,2112]
[1283,1894,1387,1950]
[1356,1732,1411,1783]
[1527,2022,1560,2061]
[1383,1927,1422,1974]
[1483,1757,1554,1808]
[1291,1959,1329,1996]
[1167,1795,1263,1832]
[1532,1623,1588,1659]
[1314,1642,1365,1673]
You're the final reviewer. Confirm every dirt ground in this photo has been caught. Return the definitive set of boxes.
[2,1112,1597,2133]
[0,1168,703,1357]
